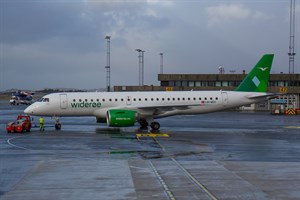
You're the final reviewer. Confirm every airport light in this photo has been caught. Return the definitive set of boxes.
[105,36,111,92]
[136,49,145,86]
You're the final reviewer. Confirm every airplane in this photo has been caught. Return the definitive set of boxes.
[24,54,274,131]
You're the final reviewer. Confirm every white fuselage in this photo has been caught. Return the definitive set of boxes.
[24,91,269,120]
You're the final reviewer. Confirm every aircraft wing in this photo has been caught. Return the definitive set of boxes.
[133,104,200,118]
[246,93,277,99]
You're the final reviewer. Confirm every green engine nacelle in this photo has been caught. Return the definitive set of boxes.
[107,110,136,127]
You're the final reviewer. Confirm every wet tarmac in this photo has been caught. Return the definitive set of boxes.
[0,102,300,200]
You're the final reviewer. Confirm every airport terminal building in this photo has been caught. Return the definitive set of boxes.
[114,73,300,112]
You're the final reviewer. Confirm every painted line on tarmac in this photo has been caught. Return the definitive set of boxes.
[149,160,175,200]
[7,136,31,150]
[171,158,218,200]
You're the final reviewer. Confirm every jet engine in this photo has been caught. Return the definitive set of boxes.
[106,110,136,127]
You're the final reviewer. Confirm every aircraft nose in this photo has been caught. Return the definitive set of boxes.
[24,105,35,115]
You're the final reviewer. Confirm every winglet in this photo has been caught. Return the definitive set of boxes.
[235,54,274,92]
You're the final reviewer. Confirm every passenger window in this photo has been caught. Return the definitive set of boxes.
[121,99,124,101]
[167,98,170,101]
[193,98,196,101]
[162,98,165,101]
[145,98,147,101]
[115,99,118,102]
[205,97,207,100]
[173,98,175,101]
[151,98,154,101]
[156,98,159,101]
[85,99,88,102]
[91,99,93,102]
[139,98,141,101]
[109,99,112,101]
[199,98,201,100]
[133,98,136,101]
[216,97,218,100]
[182,98,185,101]
[177,98,180,101]
[79,99,82,102]
[188,98,190,100]
[210,97,213,100]
[102,99,105,102]
[73,99,76,102]
[97,99,99,102]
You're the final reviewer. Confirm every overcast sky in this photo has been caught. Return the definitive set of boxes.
[1,0,299,91]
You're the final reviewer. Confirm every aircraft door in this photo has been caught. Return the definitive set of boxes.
[126,96,132,105]
[221,92,228,106]
[60,94,68,109]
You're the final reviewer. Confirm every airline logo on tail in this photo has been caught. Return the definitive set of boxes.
[252,76,260,87]
[259,67,268,71]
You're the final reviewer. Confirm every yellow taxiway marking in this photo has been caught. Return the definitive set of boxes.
[149,161,175,200]
[285,126,300,129]
[136,133,169,137]
[172,158,218,200]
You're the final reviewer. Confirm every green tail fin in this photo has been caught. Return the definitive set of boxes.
[235,54,274,92]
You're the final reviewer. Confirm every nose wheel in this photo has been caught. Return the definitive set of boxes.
[53,117,61,130]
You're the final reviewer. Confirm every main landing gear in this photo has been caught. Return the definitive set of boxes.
[139,120,160,131]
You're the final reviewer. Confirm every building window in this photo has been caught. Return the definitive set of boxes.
[169,81,175,87]
[188,81,195,87]
[208,82,215,87]
[175,81,181,87]
[216,81,221,87]
[182,81,188,87]
[195,81,201,86]
[222,81,228,87]
[202,82,208,86]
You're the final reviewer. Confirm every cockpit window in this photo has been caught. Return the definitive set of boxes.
[37,98,44,102]
[43,98,49,102]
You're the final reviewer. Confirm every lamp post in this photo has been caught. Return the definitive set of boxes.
[159,53,164,74]
[136,49,145,86]
[105,36,111,92]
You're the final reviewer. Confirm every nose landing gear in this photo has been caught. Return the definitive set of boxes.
[53,117,61,130]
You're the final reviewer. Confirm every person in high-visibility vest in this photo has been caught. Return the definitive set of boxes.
[39,117,44,131]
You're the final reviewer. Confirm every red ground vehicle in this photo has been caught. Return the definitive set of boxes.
[6,114,32,133]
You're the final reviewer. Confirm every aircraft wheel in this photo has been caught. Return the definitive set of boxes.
[150,122,160,131]
[139,120,149,129]
[55,123,61,130]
